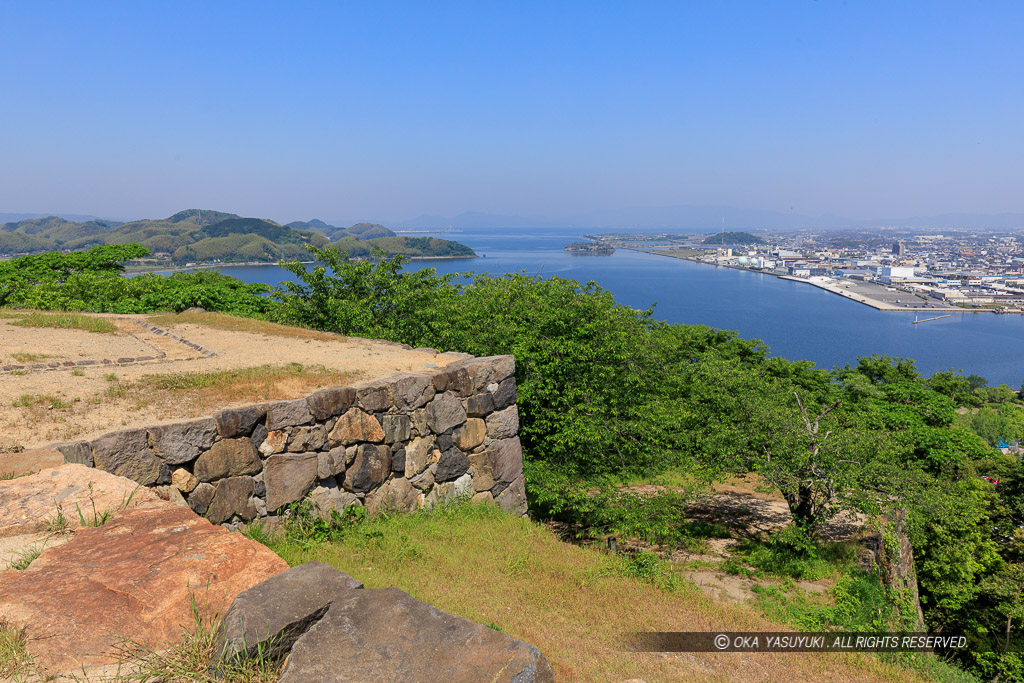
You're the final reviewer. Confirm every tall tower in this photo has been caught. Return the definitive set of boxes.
[892,241,905,256]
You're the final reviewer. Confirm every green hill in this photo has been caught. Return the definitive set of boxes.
[702,231,765,245]
[0,210,473,263]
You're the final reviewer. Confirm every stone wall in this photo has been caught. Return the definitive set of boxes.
[43,355,526,525]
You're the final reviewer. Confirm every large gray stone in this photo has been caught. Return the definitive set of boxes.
[469,452,495,492]
[485,405,519,440]
[492,376,517,410]
[305,386,355,421]
[215,404,267,438]
[382,414,412,443]
[390,372,436,410]
[344,444,391,494]
[426,392,467,434]
[445,355,515,396]
[148,418,217,465]
[365,477,418,515]
[486,437,523,485]
[495,474,528,516]
[194,439,261,482]
[353,379,391,412]
[264,452,318,512]
[266,399,314,431]
[214,562,363,671]
[188,482,216,515]
[286,425,327,453]
[91,429,163,485]
[435,446,470,483]
[206,476,257,524]
[317,447,347,480]
[403,436,436,478]
[465,392,494,417]
[52,440,92,467]
[328,408,384,446]
[309,485,361,520]
[277,586,553,683]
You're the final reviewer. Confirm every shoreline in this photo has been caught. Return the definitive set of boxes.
[122,253,479,274]
[623,246,1020,315]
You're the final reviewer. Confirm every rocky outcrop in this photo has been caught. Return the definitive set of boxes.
[212,562,554,683]
[0,503,286,676]
[858,508,926,630]
[35,355,526,525]
[0,464,167,537]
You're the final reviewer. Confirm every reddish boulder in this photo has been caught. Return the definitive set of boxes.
[0,505,287,676]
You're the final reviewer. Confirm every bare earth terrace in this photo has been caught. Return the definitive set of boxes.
[0,310,464,452]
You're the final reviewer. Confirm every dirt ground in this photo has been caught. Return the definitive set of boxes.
[0,312,461,451]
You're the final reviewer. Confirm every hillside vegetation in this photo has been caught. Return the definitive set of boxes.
[5,243,1024,680]
[0,210,474,263]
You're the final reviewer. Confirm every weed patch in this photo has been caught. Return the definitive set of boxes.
[8,312,118,334]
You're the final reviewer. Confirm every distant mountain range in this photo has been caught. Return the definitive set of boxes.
[0,211,475,262]
[392,206,1024,231]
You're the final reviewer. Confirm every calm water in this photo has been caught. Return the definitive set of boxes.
[197,227,1024,386]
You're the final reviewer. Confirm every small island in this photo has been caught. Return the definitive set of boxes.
[564,241,615,254]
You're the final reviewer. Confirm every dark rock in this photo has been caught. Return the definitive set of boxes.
[465,392,494,417]
[492,376,517,410]
[252,472,266,497]
[435,446,469,482]
[52,440,93,467]
[194,439,262,482]
[188,482,216,515]
[266,399,314,431]
[382,414,411,443]
[390,372,436,410]
[277,586,553,683]
[213,562,362,671]
[148,418,217,465]
[436,431,453,451]
[305,386,355,421]
[91,429,163,485]
[263,452,318,512]
[206,476,257,525]
[250,423,269,450]
[426,392,467,434]
[353,380,391,412]
[215,404,268,438]
[391,447,406,473]
[345,444,391,494]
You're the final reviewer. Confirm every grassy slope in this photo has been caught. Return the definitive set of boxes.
[262,503,923,682]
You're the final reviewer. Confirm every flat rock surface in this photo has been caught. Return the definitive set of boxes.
[0,504,287,676]
[0,463,169,537]
[279,586,555,683]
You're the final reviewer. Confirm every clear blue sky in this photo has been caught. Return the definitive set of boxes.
[1,1,1021,224]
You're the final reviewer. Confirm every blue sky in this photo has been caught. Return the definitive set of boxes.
[1,1,1021,224]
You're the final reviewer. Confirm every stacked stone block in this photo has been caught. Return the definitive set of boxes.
[45,355,526,526]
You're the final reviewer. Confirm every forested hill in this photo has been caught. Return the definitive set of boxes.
[0,211,475,263]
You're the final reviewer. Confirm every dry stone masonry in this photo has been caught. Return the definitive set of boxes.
[42,355,526,525]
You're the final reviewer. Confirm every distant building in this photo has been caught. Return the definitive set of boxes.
[892,241,905,256]
[880,266,916,279]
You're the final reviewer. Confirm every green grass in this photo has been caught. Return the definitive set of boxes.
[0,620,35,681]
[7,544,43,571]
[9,352,59,363]
[253,499,927,683]
[8,311,118,334]
[11,393,73,411]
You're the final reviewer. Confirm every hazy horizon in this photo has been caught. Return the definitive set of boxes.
[2,2,1022,223]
